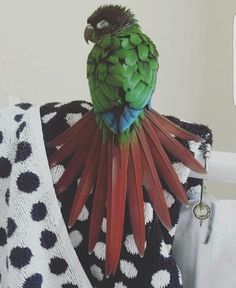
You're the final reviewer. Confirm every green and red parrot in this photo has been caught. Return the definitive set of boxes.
[47,5,206,277]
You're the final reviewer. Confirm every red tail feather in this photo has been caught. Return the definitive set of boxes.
[48,114,96,167]
[142,118,188,204]
[48,134,81,168]
[105,142,113,275]
[136,126,172,230]
[54,123,97,194]
[106,143,129,277]
[88,143,108,253]
[68,129,101,227]
[148,108,204,142]
[46,110,94,147]
[146,110,206,174]
[127,133,145,256]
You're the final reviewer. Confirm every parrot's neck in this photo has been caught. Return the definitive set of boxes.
[110,23,140,37]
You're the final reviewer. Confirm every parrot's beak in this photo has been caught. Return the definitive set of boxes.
[84,25,97,44]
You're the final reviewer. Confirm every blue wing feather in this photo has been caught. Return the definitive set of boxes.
[101,106,143,134]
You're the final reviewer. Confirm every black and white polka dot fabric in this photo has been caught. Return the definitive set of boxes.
[40,101,212,288]
[0,101,212,288]
[0,103,92,288]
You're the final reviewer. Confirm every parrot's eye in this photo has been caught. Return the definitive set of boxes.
[96,20,110,30]
[87,23,93,29]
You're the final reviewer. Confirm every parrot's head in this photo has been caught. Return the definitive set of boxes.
[84,5,138,44]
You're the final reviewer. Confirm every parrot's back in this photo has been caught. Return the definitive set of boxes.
[87,25,159,135]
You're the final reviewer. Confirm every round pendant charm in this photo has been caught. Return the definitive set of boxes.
[192,202,211,220]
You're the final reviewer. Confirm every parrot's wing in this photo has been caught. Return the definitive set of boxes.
[87,30,159,133]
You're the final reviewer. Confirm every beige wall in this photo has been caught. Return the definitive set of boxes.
[203,0,236,198]
[0,0,235,198]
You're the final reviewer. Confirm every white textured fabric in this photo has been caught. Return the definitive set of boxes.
[0,104,92,288]
[173,193,236,288]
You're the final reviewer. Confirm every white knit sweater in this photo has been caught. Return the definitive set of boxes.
[0,104,92,288]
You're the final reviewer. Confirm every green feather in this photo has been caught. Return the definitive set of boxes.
[138,44,149,61]
[129,71,142,89]
[133,63,139,72]
[98,72,106,81]
[101,50,109,59]
[138,62,149,76]
[149,43,158,57]
[108,63,124,75]
[121,38,133,49]
[95,87,110,109]
[107,55,119,64]
[99,36,112,49]
[126,81,146,102]
[99,82,118,101]
[149,58,158,70]
[125,49,138,66]
[87,63,96,76]
[115,48,127,59]
[110,38,121,50]
[94,47,103,60]
[133,73,157,109]
[97,63,107,74]
[106,74,123,88]
[130,34,142,46]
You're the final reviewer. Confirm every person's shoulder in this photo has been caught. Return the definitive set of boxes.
[164,114,213,146]
[39,100,93,142]
[40,100,92,118]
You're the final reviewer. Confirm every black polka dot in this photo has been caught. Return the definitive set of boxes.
[17,171,40,193]
[16,122,26,139]
[49,257,68,275]
[14,114,23,122]
[62,284,78,288]
[0,157,12,178]
[31,202,47,221]
[15,103,32,110]
[23,273,43,288]
[5,189,10,205]
[0,228,7,246]
[0,131,3,144]
[40,230,57,249]
[7,218,17,238]
[9,246,32,269]
[15,142,32,163]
